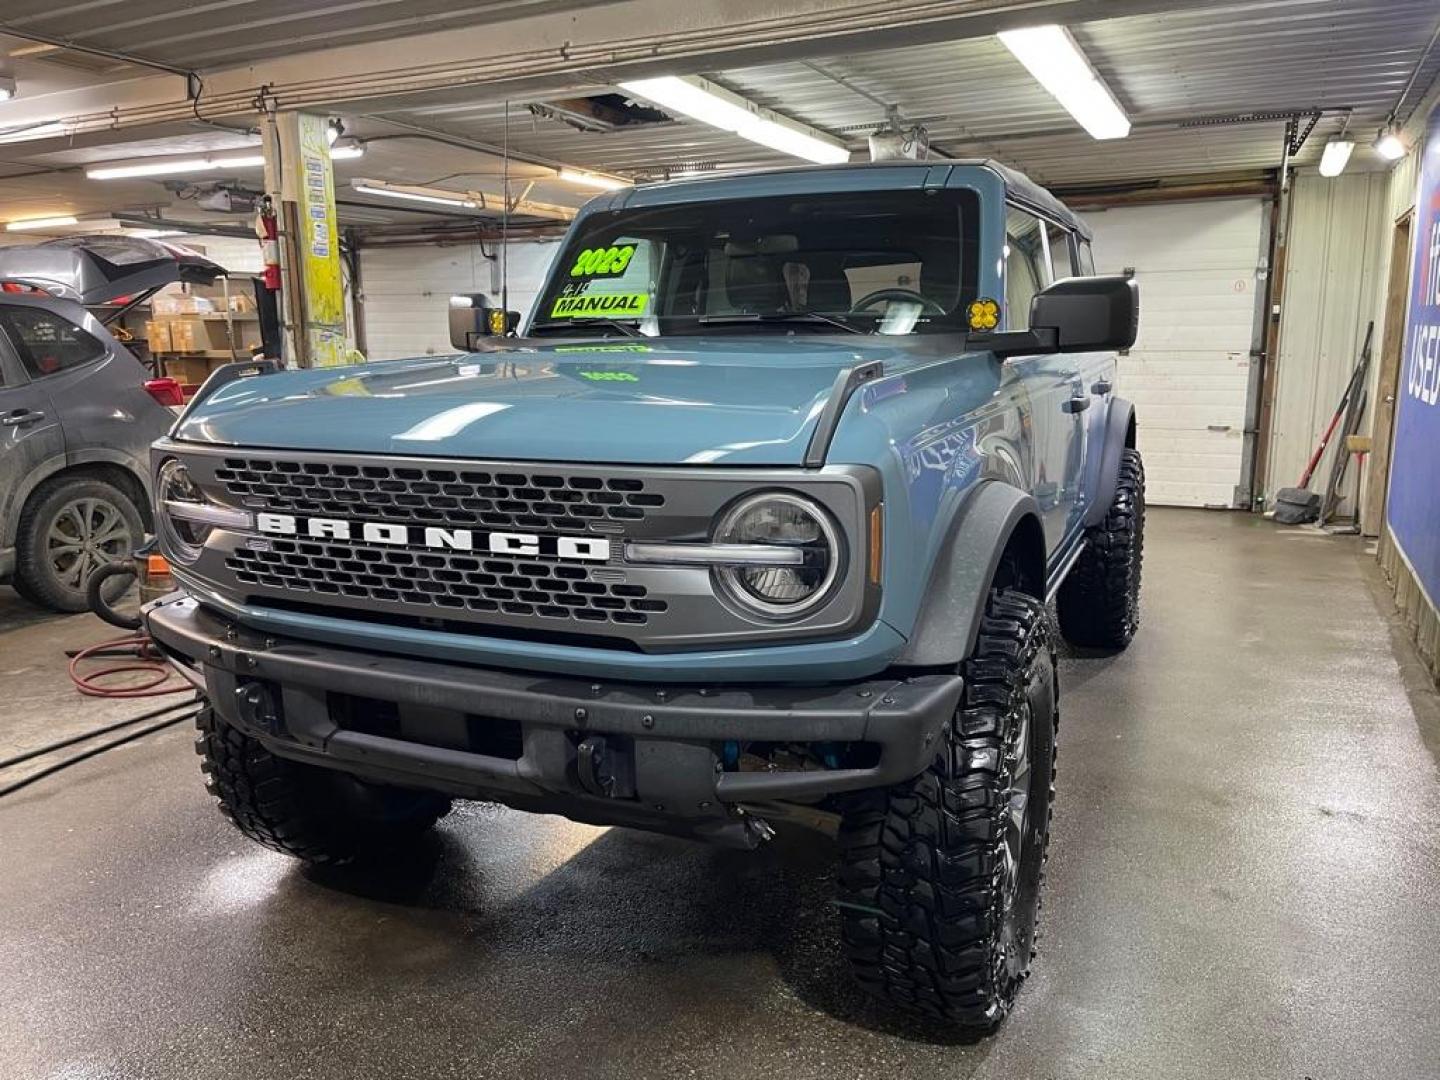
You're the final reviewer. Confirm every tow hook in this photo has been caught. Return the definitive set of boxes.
[575,735,635,799]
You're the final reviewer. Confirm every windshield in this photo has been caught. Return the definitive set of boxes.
[531,188,979,337]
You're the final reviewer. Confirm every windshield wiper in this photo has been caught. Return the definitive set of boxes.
[697,312,867,335]
[531,317,641,338]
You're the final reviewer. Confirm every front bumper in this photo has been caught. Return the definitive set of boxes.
[145,595,961,846]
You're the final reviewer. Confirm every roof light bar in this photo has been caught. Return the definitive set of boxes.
[619,75,850,164]
[1318,138,1355,177]
[997,25,1131,140]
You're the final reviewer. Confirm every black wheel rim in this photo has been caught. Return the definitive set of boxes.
[47,497,133,592]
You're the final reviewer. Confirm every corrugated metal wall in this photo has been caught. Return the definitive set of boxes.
[359,239,561,360]
[1265,172,1390,511]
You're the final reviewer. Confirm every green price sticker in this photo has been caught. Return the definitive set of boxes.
[550,292,648,319]
[569,245,637,278]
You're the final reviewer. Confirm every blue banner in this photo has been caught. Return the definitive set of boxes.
[1388,106,1440,603]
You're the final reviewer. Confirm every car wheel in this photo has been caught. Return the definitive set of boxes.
[836,587,1058,1031]
[14,477,144,613]
[1058,448,1145,649]
[196,705,453,864]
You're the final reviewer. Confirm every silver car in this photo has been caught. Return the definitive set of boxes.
[0,237,223,611]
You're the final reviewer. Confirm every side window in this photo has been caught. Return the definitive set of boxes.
[0,305,106,379]
[1077,239,1096,276]
[1005,208,1050,330]
[1045,221,1078,279]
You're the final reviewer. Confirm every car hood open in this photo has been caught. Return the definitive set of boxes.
[172,335,954,466]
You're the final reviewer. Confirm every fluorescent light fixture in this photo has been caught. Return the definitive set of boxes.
[127,228,185,239]
[351,179,478,208]
[0,121,65,144]
[1318,138,1354,177]
[619,75,849,164]
[1374,127,1407,161]
[997,25,1130,140]
[88,144,360,180]
[558,167,630,190]
[7,215,79,232]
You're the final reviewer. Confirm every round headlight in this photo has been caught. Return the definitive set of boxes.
[156,458,210,563]
[712,492,842,618]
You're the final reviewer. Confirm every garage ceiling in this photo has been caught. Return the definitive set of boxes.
[0,0,1436,232]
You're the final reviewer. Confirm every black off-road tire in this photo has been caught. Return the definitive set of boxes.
[1058,448,1145,649]
[196,706,452,865]
[15,477,144,613]
[837,588,1058,1031]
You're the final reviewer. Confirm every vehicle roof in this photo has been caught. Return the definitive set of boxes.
[606,158,1091,240]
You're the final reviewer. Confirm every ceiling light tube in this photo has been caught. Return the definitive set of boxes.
[87,144,360,180]
[619,75,849,165]
[7,215,79,232]
[1318,138,1355,177]
[997,25,1131,140]
[558,167,630,190]
[351,180,478,208]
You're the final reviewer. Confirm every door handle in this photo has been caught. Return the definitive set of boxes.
[1092,380,1112,395]
[1062,396,1091,414]
[1,409,45,427]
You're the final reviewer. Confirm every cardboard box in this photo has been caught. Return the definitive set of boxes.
[144,320,172,352]
[162,355,221,386]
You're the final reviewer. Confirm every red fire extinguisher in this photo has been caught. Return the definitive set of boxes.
[257,196,280,291]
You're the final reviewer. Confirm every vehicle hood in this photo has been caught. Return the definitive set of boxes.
[173,336,959,465]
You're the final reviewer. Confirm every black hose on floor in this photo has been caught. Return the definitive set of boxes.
[0,698,199,772]
[0,711,199,799]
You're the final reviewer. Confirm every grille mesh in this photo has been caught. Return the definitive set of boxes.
[214,457,665,532]
[225,538,667,625]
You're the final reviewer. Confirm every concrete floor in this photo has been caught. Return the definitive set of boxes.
[1,508,1438,1080]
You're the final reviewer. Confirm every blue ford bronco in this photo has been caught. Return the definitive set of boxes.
[144,160,1143,1031]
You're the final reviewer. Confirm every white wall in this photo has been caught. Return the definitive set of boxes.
[359,239,561,360]
[1087,198,1266,507]
[1266,172,1390,513]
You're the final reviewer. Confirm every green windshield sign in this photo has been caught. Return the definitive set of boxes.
[549,292,648,319]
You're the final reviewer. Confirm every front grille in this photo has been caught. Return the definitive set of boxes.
[226,538,667,625]
[214,457,665,532]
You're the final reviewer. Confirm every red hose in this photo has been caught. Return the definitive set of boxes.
[68,635,193,699]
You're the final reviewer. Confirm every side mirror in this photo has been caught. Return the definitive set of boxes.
[448,293,520,350]
[968,275,1139,358]
[1030,275,1137,352]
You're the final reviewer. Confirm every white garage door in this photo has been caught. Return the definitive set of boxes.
[1086,198,1265,507]
[360,240,560,361]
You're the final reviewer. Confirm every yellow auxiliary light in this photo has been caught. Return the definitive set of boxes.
[967,298,1000,331]
[487,307,508,336]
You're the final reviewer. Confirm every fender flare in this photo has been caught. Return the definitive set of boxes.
[892,481,1045,668]
[1083,396,1136,529]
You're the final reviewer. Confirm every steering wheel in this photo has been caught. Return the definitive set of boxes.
[849,287,947,316]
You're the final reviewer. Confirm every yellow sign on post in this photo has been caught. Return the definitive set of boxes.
[278,112,349,367]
